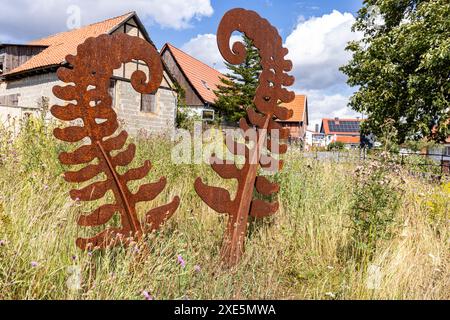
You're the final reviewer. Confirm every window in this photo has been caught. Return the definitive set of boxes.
[141,93,157,113]
[202,109,214,121]
[0,93,19,106]
[0,62,3,75]
[445,146,450,156]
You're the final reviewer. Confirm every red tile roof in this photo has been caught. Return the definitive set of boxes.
[4,12,135,76]
[321,118,362,135]
[279,94,307,123]
[161,43,224,105]
[334,135,360,144]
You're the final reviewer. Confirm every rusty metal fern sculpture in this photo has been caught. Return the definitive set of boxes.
[194,8,295,266]
[51,33,179,250]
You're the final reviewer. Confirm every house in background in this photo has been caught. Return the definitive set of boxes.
[305,129,326,149]
[320,118,362,149]
[0,12,178,135]
[277,94,309,145]
[160,43,224,122]
[425,132,450,174]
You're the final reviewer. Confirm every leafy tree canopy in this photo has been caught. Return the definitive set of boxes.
[341,0,449,143]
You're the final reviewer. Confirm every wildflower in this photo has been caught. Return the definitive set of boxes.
[194,265,201,273]
[31,261,38,268]
[177,254,186,268]
[142,290,153,300]
[71,255,77,261]
[324,292,336,299]
[43,185,49,190]
[0,240,5,246]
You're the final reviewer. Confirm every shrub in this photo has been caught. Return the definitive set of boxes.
[347,153,405,263]
[327,141,345,151]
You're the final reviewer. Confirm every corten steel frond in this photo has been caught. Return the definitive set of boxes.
[194,8,295,266]
[51,33,179,250]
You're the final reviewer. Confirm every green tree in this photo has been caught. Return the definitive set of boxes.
[341,0,449,143]
[174,82,200,130]
[214,36,262,122]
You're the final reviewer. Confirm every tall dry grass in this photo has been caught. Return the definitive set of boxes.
[0,117,448,299]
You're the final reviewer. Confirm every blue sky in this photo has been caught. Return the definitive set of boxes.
[148,0,362,49]
[0,0,364,128]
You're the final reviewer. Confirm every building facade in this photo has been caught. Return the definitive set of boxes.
[0,12,177,135]
[160,43,224,122]
[277,95,309,144]
[320,118,362,149]
[305,130,326,149]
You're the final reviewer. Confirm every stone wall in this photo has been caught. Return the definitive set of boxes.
[0,72,177,135]
[114,80,177,136]
[0,73,62,109]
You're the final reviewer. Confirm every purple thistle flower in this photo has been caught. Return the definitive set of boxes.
[177,254,186,268]
[194,265,201,273]
[142,290,153,300]
[31,261,38,267]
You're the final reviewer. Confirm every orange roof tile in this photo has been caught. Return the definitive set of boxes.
[162,43,224,105]
[279,94,307,123]
[4,12,135,76]
[334,135,360,144]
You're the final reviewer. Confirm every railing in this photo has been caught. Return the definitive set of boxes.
[302,149,450,180]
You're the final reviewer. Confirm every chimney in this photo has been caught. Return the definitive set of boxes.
[315,124,319,132]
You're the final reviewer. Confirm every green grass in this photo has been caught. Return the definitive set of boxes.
[0,118,448,300]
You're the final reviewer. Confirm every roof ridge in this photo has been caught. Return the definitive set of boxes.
[29,11,134,45]
[4,11,136,77]
[166,43,224,76]
[86,11,134,28]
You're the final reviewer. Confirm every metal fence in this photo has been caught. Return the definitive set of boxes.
[302,149,450,180]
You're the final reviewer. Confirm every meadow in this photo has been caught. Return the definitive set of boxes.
[0,117,448,300]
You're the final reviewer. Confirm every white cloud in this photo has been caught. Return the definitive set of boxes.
[181,33,241,73]
[284,10,363,126]
[0,0,213,43]
[180,10,363,127]
[302,90,361,130]
[285,10,362,91]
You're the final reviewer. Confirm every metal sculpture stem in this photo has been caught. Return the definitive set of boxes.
[52,33,179,249]
[195,9,295,266]
[96,141,140,236]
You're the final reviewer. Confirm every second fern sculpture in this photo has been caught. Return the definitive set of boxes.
[52,33,179,250]
[195,8,295,266]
